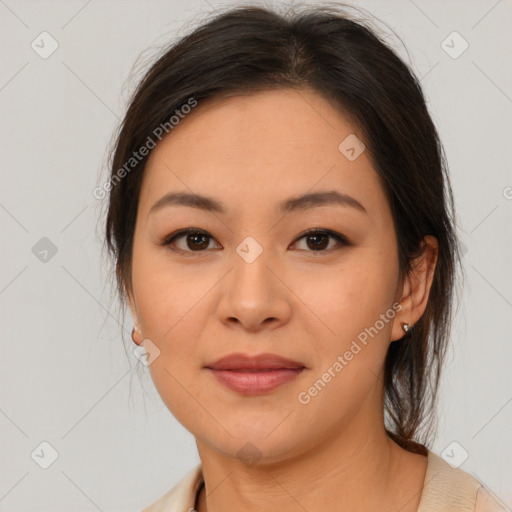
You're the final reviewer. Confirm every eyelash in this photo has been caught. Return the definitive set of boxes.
[160,228,350,255]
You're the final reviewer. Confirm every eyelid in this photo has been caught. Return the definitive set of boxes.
[160,228,218,252]
[161,228,208,245]
[292,228,350,248]
[160,228,350,253]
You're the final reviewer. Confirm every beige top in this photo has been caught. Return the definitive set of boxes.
[141,450,506,512]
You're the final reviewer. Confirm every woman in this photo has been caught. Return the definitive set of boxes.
[103,4,505,511]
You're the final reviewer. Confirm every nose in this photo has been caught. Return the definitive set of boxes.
[216,245,293,333]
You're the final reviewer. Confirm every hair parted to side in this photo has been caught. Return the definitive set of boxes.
[104,3,464,455]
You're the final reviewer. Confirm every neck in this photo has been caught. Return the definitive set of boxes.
[194,410,425,512]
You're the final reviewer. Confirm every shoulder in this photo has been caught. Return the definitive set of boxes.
[417,451,506,512]
[140,463,203,512]
[474,487,508,512]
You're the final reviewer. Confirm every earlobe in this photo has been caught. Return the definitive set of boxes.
[126,289,143,345]
[392,235,438,342]
[131,323,142,345]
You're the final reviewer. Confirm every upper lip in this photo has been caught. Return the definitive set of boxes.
[205,352,305,371]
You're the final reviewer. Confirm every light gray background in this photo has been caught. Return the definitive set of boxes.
[1,0,511,510]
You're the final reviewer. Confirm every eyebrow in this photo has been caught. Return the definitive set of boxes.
[149,190,367,216]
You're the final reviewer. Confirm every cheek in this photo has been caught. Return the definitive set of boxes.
[310,252,399,341]
[135,269,212,431]
[131,242,211,338]
[295,264,397,428]
[299,251,399,403]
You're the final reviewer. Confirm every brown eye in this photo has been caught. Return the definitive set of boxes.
[162,229,220,253]
[184,232,210,250]
[305,232,329,250]
[292,229,349,252]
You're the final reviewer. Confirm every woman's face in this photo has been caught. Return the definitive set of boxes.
[128,88,409,464]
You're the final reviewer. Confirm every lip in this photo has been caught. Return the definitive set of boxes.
[204,353,306,395]
[205,352,305,371]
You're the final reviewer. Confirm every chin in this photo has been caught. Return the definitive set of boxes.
[196,425,307,467]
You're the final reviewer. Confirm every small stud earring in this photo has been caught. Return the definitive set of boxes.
[401,322,410,333]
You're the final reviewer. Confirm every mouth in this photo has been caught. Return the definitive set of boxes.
[204,352,306,395]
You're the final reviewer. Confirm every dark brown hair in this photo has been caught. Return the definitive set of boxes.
[103,3,463,454]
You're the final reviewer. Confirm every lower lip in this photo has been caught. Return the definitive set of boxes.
[207,368,305,394]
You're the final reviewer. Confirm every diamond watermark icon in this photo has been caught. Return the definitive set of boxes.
[236,442,262,466]
[441,31,468,59]
[31,31,59,59]
[338,134,365,161]
[441,441,469,468]
[31,441,59,469]
[134,339,161,366]
[236,236,263,264]
[32,237,58,263]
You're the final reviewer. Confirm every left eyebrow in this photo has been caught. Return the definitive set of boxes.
[279,190,367,214]
[148,189,367,216]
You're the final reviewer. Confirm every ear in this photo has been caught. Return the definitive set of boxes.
[391,235,439,342]
[126,287,143,345]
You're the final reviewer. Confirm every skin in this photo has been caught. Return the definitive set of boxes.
[128,87,438,512]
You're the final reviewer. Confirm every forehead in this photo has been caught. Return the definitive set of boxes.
[139,88,387,218]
